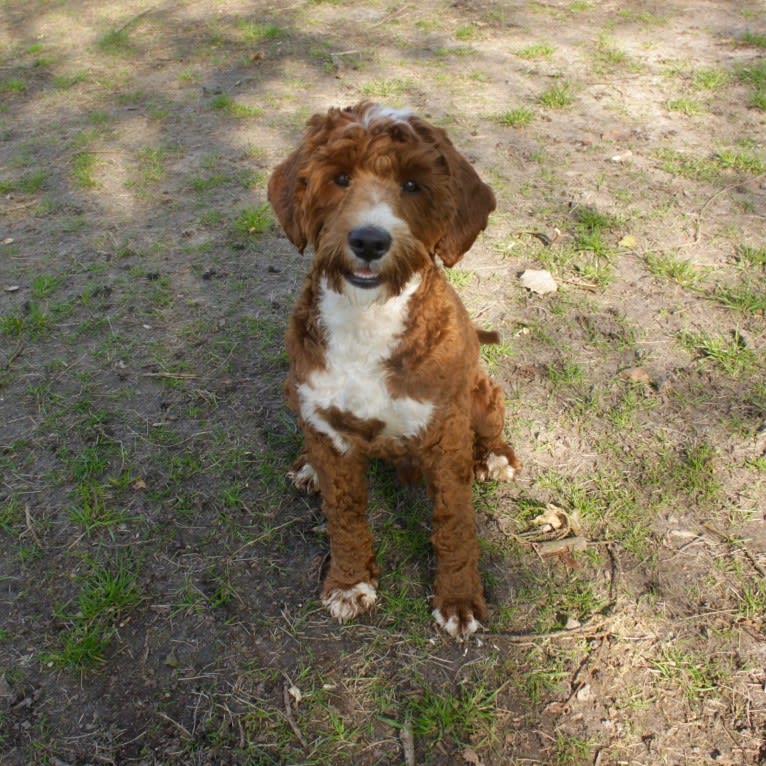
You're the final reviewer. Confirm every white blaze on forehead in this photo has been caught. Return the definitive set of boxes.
[360,105,413,128]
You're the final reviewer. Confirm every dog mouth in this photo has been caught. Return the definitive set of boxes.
[344,267,383,289]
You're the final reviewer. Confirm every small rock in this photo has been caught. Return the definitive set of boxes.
[576,683,592,702]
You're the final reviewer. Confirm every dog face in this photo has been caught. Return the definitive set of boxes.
[268,102,496,298]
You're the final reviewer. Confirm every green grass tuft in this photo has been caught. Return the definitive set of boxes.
[234,203,274,237]
[498,107,535,127]
[516,42,554,59]
[538,81,574,108]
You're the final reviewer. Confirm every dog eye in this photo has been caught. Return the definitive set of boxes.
[334,173,351,188]
[402,179,420,194]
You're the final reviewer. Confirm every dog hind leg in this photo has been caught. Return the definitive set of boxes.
[470,373,521,481]
[287,452,320,494]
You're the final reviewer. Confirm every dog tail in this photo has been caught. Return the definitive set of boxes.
[476,328,501,345]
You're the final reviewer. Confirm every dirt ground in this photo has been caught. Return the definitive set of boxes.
[1,1,765,764]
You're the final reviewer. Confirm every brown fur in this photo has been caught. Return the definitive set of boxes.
[268,102,520,637]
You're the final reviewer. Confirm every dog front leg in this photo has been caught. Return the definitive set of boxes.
[425,443,488,640]
[304,429,380,623]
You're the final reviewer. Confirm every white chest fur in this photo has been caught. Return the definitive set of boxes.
[297,277,434,453]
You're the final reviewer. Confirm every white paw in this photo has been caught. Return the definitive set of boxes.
[432,608,482,640]
[484,452,516,482]
[287,462,319,493]
[323,582,377,622]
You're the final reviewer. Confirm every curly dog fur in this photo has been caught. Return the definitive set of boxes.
[268,102,520,638]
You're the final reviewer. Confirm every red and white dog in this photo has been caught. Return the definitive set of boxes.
[268,102,520,639]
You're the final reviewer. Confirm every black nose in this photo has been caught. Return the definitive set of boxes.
[348,226,391,262]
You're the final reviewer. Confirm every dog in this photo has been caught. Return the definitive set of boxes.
[268,102,520,639]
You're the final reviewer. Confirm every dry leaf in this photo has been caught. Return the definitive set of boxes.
[462,747,483,765]
[619,366,652,385]
[618,234,637,248]
[576,683,592,701]
[532,505,567,531]
[519,269,558,295]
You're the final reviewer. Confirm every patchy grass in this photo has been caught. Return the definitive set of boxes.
[2,2,766,765]
[44,556,142,668]
[538,81,574,108]
[666,97,703,115]
[516,42,555,59]
[646,252,703,287]
[679,329,759,375]
[498,107,535,127]
[234,202,274,237]
[210,93,264,118]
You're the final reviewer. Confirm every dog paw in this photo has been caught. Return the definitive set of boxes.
[287,461,319,494]
[433,607,482,640]
[322,582,377,622]
[475,452,517,482]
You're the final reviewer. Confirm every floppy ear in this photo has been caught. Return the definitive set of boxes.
[417,123,496,266]
[268,146,308,253]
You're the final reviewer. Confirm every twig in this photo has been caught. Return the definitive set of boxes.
[485,617,611,643]
[2,201,37,214]
[703,523,766,577]
[560,277,601,293]
[142,371,201,380]
[283,680,308,750]
[1,342,24,370]
[400,721,415,766]
[230,518,305,560]
[115,7,156,35]
[155,710,192,738]
[21,505,40,545]
[534,535,588,557]
[370,3,412,28]
[694,173,766,243]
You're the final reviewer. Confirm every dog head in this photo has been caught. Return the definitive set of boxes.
[268,102,496,296]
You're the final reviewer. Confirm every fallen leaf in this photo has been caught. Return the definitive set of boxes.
[619,366,652,385]
[576,682,592,701]
[462,747,483,765]
[288,685,302,705]
[556,548,583,568]
[4,285,19,292]
[532,505,566,531]
[618,234,637,248]
[519,269,558,295]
